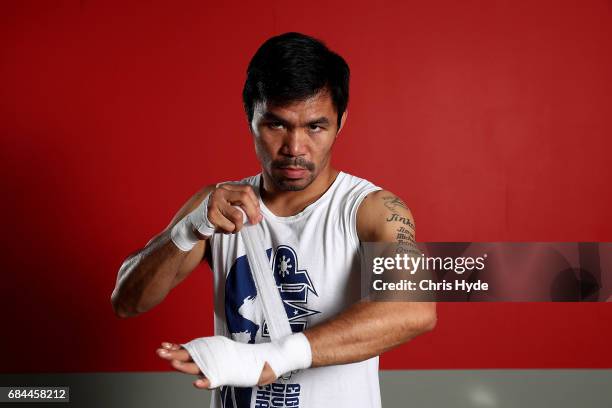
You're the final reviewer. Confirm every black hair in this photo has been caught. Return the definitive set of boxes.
[242,32,350,131]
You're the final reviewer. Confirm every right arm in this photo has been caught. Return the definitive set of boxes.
[110,182,262,318]
[110,185,214,318]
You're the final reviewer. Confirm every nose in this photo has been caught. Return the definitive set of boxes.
[281,128,308,157]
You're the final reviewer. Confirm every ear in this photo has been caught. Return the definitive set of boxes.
[336,110,348,137]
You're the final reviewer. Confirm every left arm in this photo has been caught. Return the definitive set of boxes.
[303,190,437,367]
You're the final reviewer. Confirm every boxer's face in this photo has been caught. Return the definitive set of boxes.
[250,88,346,191]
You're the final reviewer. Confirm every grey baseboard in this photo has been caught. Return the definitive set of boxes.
[1,370,611,408]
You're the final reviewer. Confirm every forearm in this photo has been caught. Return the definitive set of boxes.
[111,230,189,317]
[303,300,436,367]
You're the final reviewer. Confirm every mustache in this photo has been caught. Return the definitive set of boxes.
[272,157,315,171]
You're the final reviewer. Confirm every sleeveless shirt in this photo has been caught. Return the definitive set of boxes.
[207,171,382,408]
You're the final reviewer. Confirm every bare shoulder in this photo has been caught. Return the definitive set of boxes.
[356,189,415,242]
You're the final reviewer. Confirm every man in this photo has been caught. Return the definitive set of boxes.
[111,31,436,408]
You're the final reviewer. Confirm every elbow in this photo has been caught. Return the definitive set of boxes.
[110,293,127,318]
[396,305,438,342]
[408,304,437,335]
[111,291,156,318]
[420,312,437,333]
[114,309,131,319]
[110,290,137,319]
[113,307,131,319]
[419,303,438,333]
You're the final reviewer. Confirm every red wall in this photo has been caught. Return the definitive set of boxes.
[1,0,611,372]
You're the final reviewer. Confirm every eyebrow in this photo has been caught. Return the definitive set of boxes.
[261,112,330,127]
[308,117,330,126]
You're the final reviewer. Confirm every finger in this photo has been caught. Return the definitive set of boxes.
[161,342,181,351]
[235,198,262,225]
[156,348,192,362]
[229,197,261,226]
[194,377,211,389]
[216,182,251,192]
[245,186,261,219]
[257,361,278,386]
[225,185,260,213]
[218,205,245,233]
[219,187,262,225]
[207,204,237,233]
[171,359,201,375]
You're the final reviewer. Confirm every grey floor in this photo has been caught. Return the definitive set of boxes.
[1,370,611,407]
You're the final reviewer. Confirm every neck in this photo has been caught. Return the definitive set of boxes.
[260,165,339,217]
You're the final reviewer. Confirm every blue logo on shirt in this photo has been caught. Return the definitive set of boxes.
[225,245,319,342]
[222,245,318,408]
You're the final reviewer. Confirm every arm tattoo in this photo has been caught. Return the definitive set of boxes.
[381,195,417,254]
[382,196,408,211]
[385,213,416,230]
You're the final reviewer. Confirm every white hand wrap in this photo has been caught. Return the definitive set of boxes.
[180,332,312,388]
[170,192,216,251]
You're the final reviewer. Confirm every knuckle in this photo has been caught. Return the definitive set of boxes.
[215,187,227,197]
[209,189,220,203]
[207,203,219,215]
[231,211,243,223]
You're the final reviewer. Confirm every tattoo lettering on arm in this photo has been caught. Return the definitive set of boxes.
[381,195,417,254]
[374,193,425,301]
[386,213,416,232]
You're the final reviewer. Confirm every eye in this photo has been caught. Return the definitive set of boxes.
[309,124,322,132]
[267,122,284,130]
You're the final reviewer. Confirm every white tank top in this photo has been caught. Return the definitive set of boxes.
[208,171,382,408]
